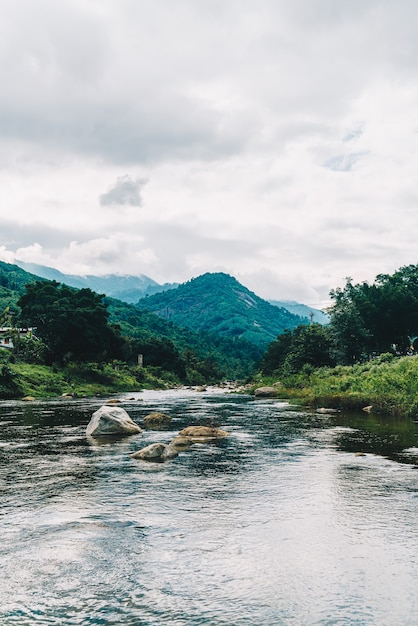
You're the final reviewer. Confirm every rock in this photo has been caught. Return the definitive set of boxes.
[86,405,142,437]
[170,435,193,449]
[178,425,229,440]
[316,407,339,413]
[362,405,373,413]
[143,411,172,427]
[131,442,178,462]
[22,396,35,402]
[254,386,277,398]
[105,398,122,404]
[355,452,366,457]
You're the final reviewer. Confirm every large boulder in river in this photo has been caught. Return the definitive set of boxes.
[131,442,178,462]
[178,425,229,440]
[86,405,142,437]
[143,411,172,428]
[254,386,278,398]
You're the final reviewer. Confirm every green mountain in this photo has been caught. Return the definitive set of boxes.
[135,272,305,347]
[0,261,44,317]
[0,261,261,379]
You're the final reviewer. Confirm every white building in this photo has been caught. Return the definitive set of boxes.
[0,328,36,350]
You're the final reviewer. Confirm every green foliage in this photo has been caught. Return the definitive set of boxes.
[17,281,124,364]
[328,265,418,362]
[264,354,418,418]
[0,364,22,399]
[135,272,305,347]
[106,295,262,380]
[261,324,335,375]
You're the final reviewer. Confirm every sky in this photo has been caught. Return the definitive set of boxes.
[1,0,418,308]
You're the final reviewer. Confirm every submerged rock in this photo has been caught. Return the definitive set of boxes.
[170,435,193,449]
[131,442,178,462]
[86,405,142,437]
[143,411,172,428]
[178,425,229,440]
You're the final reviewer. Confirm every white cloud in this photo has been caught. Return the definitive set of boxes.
[0,0,418,307]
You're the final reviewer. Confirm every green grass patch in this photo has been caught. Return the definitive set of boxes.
[254,354,418,418]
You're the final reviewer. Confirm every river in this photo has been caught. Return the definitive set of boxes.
[1,388,418,625]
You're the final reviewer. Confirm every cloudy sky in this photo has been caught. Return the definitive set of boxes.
[1,0,417,307]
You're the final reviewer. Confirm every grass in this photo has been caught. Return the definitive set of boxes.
[253,353,418,419]
[7,362,180,398]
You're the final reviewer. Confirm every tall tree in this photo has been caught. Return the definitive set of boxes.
[328,265,418,362]
[18,281,124,364]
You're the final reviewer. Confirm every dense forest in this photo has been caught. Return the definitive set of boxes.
[260,265,418,376]
[1,260,418,411]
[0,262,265,390]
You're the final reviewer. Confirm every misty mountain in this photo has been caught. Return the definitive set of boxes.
[269,300,329,324]
[15,260,178,302]
[135,272,306,347]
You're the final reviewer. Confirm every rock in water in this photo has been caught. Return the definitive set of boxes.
[170,435,193,449]
[178,425,229,439]
[86,405,142,437]
[131,443,178,462]
[143,411,172,427]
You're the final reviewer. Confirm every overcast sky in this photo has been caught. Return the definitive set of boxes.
[1,0,417,307]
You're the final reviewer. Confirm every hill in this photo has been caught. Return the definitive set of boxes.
[135,272,305,347]
[0,261,261,380]
[269,300,329,324]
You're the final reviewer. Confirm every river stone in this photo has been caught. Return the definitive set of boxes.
[170,435,193,449]
[131,442,178,462]
[254,386,277,398]
[86,405,142,437]
[178,425,229,439]
[143,411,172,427]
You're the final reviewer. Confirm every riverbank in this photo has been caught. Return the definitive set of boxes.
[3,362,181,399]
[252,353,418,419]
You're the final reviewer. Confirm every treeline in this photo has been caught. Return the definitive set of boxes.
[261,265,418,376]
[4,279,260,387]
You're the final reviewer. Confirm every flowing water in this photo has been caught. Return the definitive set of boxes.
[2,388,418,625]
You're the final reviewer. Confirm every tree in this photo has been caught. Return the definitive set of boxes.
[17,281,124,364]
[261,324,335,375]
[328,266,418,362]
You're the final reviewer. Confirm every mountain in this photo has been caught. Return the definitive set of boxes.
[0,261,261,378]
[269,300,329,324]
[135,272,306,347]
[15,260,178,303]
[0,261,44,315]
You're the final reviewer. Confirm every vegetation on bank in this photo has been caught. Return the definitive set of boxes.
[2,260,418,419]
[0,359,186,399]
[254,353,418,419]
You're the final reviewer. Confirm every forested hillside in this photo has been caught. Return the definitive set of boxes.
[135,272,305,346]
[0,261,262,381]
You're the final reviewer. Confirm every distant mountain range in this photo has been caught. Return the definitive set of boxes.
[14,261,327,323]
[15,261,178,302]
[269,300,329,324]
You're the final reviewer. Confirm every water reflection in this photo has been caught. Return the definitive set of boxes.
[2,390,418,625]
